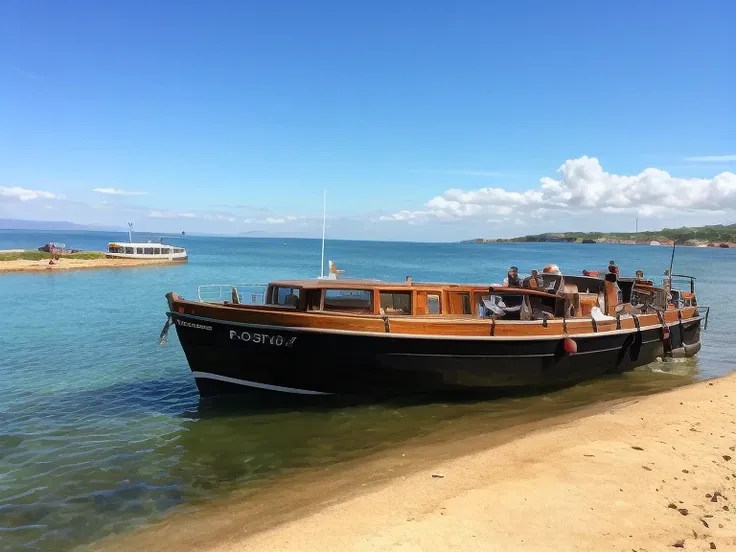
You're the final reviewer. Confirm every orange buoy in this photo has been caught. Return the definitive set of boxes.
[563,337,578,354]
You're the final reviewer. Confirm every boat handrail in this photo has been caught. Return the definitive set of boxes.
[699,305,711,330]
[197,283,269,304]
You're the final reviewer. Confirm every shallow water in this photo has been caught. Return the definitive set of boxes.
[0,230,732,551]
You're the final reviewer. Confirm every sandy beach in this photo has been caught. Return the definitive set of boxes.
[95,373,736,552]
[0,256,185,273]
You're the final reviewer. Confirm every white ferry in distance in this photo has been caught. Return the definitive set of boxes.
[105,223,188,262]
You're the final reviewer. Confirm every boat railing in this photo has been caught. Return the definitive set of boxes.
[699,305,711,330]
[197,283,269,305]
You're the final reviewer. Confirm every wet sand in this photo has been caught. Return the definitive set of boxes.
[0,256,185,273]
[94,372,736,552]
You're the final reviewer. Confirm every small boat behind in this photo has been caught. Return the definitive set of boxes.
[38,242,81,254]
[106,222,187,261]
[106,241,187,261]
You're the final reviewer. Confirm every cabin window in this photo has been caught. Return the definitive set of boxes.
[461,293,471,314]
[306,290,321,310]
[136,248,143,254]
[162,248,170,254]
[124,247,134,254]
[154,248,161,255]
[173,248,184,253]
[427,294,441,314]
[144,247,153,254]
[323,289,372,312]
[380,291,411,315]
[272,286,300,308]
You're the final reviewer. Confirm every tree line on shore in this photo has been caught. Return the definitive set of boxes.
[462,223,736,246]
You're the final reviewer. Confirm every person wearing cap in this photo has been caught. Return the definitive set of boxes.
[607,259,619,276]
[503,266,522,287]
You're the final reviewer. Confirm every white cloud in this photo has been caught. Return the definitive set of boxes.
[92,187,148,196]
[0,186,58,201]
[381,156,736,224]
[265,217,286,224]
[147,210,198,219]
[198,212,237,222]
[147,210,174,218]
[684,154,736,163]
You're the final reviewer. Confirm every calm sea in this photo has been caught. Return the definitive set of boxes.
[0,229,732,551]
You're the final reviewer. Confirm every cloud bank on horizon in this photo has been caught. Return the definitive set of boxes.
[92,187,148,196]
[381,156,736,227]
[1,155,735,240]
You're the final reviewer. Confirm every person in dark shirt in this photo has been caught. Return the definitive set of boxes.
[608,259,620,276]
[504,266,522,287]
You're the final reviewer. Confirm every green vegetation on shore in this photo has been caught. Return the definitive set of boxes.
[463,223,736,246]
[0,250,106,261]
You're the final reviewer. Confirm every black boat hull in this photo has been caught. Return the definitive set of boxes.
[168,311,704,399]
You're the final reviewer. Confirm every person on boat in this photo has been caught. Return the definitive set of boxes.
[635,269,644,280]
[608,260,619,276]
[503,266,522,287]
[523,269,542,289]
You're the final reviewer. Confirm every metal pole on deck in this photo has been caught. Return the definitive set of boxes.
[320,190,326,278]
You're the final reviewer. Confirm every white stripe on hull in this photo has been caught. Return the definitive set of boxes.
[191,371,332,395]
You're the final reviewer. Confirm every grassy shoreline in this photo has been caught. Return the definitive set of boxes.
[0,250,106,261]
[0,250,185,273]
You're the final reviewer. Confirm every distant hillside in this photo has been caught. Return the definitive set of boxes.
[463,223,736,246]
[0,218,125,232]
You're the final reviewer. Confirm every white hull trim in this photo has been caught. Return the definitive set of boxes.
[106,253,188,261]
[191,371,332,395]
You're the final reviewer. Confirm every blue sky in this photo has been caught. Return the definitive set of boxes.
[0,0,734,241]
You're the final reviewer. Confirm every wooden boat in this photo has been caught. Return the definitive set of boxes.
[161,268,709,399]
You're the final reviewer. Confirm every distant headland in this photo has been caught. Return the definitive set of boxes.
[462,223,736,248]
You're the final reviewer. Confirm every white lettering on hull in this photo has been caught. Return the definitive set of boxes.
[229,330,296,347]
[176,319,212,331]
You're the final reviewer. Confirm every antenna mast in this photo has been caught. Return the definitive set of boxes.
[320,190,326,278]
[128,222,133,243]
[668,240,676,282]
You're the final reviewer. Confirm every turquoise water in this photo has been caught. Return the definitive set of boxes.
[0,230,733,551]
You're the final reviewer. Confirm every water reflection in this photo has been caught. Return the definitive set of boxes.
[173,359,700,503]
[0,354,705,552]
